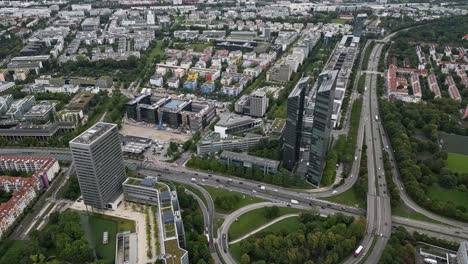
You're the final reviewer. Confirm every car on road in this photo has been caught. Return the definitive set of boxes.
[201,179,206,182]
[332,190,337,194]
[273,189,278,192]
[191,178,196,182]
[238,182,243,184]
[215,179,220,182]
[252,190,256,193]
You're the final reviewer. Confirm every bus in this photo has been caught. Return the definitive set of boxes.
[354,245,363,257]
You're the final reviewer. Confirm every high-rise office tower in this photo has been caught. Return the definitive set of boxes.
[69,122,127,209]
[354,14,367,37]
[249,90,268,117]
[308,71,338,186]
[283,77,309,170]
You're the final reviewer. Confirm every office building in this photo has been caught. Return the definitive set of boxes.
[283,77,308,170]
[69,122,126,209]
[81,17,100,32]
[125,95,216,132]
[354,14,367,37]
[197,131,268,155]
[220,151,279,175]
[308,71,338,186]
[123,178,160,206]
[235,90,269,117]
[266,64,292,83]
[214,113,262,138]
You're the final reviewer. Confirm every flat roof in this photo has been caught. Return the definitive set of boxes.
[220,150,279,168]
[70,122,115,144]
[217,113,258,128]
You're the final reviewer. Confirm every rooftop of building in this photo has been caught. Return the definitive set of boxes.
[289,77,309,98]
[24,102,55,116]
[216,113,259,128]
[318,70,338,93]
[67,91,95,109]
[220,150,280,168]
[271,118,286,132]
[70,122,115,144]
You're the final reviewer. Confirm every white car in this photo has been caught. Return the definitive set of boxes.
[191,178,196,182]
[274,189,278,192]
[332,190,337,194]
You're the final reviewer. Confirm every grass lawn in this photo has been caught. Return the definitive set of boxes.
[331,18,348,24]
[427,184,468,210]
[392,202,447,226]
[83,213,136,262]
[186,43,211,52]
[446,153,468,173]
[321,187,364,208]
[259,216,302,234]
[228,207,304,240]
[440,132,468,155]
[201,185,266,214]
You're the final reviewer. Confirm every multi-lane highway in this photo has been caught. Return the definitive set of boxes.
[360,43,392,264]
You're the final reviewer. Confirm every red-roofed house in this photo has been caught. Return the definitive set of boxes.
[0,156,59,238]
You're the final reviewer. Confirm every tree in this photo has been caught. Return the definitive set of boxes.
[264,206,280,219]
[241,253,250,264]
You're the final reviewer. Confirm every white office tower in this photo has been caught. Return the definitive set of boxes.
[69,122,127,209]
[147,10,155,25]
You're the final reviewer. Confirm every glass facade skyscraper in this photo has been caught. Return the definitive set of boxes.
[308,71,338,186]
[283,77,309,170]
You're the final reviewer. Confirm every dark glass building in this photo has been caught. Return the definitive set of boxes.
[283,77,309,170]
[308,71,338,186]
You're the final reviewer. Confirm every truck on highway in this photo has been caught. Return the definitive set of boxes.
[290,199,299,205]
[353,245,363,257]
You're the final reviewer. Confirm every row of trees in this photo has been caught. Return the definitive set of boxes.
[380,98,468,221]
[247,139,282,161]
[0,211,94,264]
[177,186,213,264]
[322,98,364,186]
[186,155,307,188]
[237,212,366,264]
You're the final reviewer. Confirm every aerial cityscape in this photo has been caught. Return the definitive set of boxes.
[0,0,467,263]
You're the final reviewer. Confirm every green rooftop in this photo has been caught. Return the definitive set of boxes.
[271,118,286,131]
[126,178,142,186]
[164,239,186,262]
